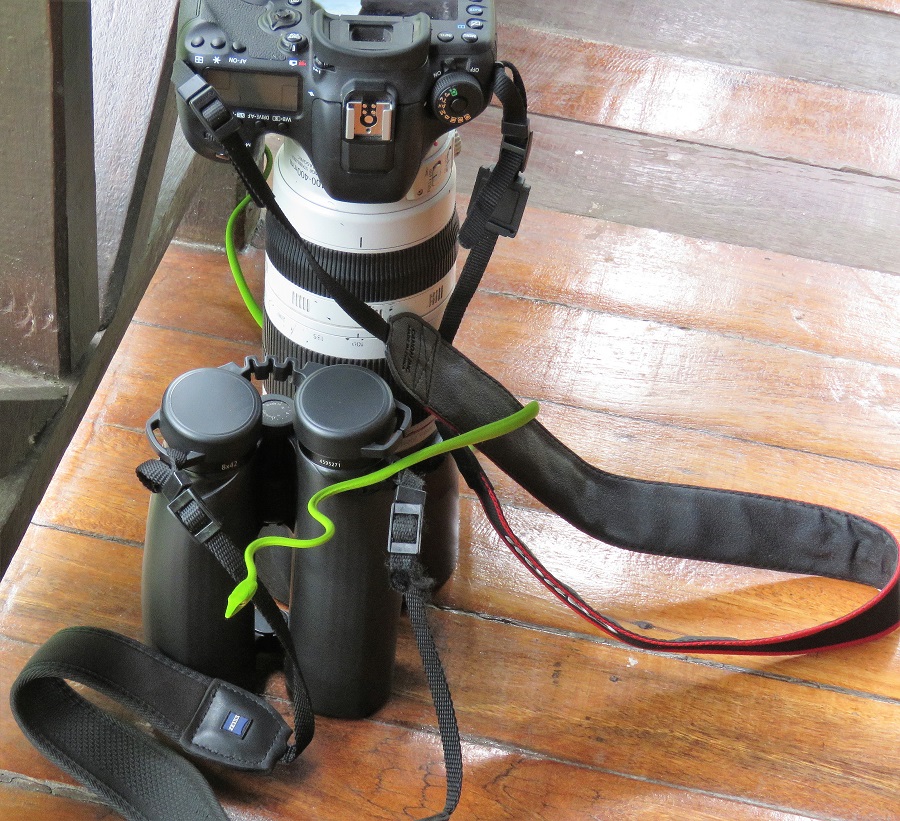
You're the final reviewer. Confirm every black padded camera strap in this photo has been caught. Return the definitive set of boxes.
[388,312,900,654]
[174,57,900,652]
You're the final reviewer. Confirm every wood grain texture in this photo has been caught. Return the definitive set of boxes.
[2,532,894,820]
[499,23,900,179]
[456,108,900,274]
[496,0,900,95]
[0,783,112,821]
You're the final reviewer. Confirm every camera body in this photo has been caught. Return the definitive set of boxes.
[141,362,459,718]
[177,0,496,202]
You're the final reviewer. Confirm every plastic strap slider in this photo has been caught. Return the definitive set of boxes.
[167,488,222,545]
[389,487,427,555]
[173,61,241,141]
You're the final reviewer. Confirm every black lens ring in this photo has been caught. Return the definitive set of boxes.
[265,210,459,303]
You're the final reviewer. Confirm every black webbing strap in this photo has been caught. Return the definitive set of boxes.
[390,312,900,654]
[10,627,291,821]
[388,472,463,820]
[440,62,532,343]
[173,60,389,346]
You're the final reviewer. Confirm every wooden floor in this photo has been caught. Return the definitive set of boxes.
[3,0,900,818]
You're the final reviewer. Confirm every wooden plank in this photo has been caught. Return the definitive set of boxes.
[0,639,816,821]
[479,204,900,369]
[0,535,890,820]
[495,0,900,96]
[0,782,112,821]
[382,609,900,820]
[158,206,900,372]
[455,107,900,274]
[498,23,900,180]
[455,289,900,467]
[89,295,900,471]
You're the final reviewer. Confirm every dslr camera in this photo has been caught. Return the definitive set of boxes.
[175,0,498,383]
[178,0,496,203]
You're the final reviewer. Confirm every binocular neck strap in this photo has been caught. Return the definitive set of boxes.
[10,627,291,821]
[389,470,464,821]
[387,312,900,655]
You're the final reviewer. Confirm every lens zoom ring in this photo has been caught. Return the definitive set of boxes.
[263,319,392,383]
[266,211,460,302]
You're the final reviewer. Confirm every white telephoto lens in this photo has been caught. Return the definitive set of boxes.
[264,134,459,374]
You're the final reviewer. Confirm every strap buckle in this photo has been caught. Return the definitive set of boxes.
[167,486,222,545]
[173,60,241,141]
[388,485,427,555]
[500,120,534,172]
[470,165,532,239]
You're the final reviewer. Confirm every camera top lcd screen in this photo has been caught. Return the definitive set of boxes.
[344,1,457,20]
[205,70,301,113]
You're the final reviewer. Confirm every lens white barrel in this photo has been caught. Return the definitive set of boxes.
[265,135,458,363]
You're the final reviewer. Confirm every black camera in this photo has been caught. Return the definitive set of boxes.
[140,360,459,718]
[176,0,497,203]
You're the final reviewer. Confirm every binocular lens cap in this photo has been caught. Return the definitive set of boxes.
[294,365,396,462]
[159,368,263,466]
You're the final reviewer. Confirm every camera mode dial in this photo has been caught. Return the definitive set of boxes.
[430,72,484,126]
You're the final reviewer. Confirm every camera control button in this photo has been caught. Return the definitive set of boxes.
[467,5,484,14]
[280,31,308,53]
[467,18,485,29]
[461,31,479,42]
[210,36,227,49]
[233,41,247,53]
[437,31,454,42]
[263,7,301,30]
[190,35,205,48]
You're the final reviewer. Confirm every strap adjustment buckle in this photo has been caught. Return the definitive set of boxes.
[173,61,241,141]
[470,164,532,239]
[500,120,533,171]
[167,486,222,545]
[388,485,427,556]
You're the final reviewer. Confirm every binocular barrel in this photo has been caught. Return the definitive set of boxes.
[141,363,458,718]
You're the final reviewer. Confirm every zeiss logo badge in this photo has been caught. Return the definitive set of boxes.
[222,711,252,739]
